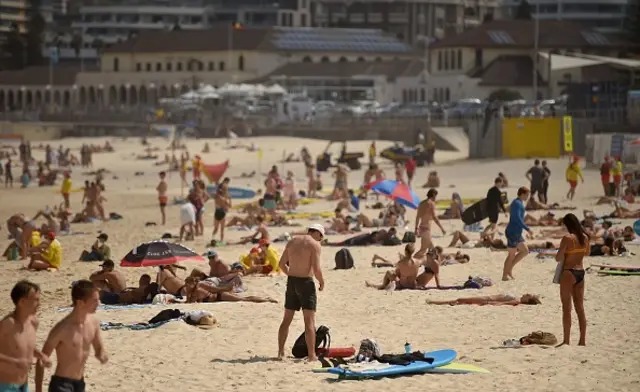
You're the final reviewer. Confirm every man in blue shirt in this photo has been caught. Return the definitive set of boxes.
[349,189,360,212]
[502,187,533,281]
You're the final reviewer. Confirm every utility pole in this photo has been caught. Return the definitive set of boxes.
[532,3,540,101]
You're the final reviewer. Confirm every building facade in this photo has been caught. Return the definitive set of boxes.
[0,26,419,110]
[428,19,635,101]
[502,0,632,33]
[306,0,502,44]
[0,0,27,35]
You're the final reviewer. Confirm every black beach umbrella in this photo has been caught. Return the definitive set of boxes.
[120,240,205,267]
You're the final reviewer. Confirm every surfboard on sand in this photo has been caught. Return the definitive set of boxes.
[325,349,456,379]
[423,362,490,374]
[598,270,640,276]
[206,185,256,199]
[590,264,640,271]
[462,199,488,225]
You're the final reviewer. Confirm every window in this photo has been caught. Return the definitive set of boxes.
[208,61,214,71]
[156,62,162,71]
[187,62,192,71]
[302,56,312,62]
[136,63,141,72]
[357,57,365,62]
[219,61,225,71]
[444,51,449,70]
[339,57,347,62]
[402,89,408,103]
[449,51,455,70]
[457,50,462,69]
[176,62,182,71]
[238,55,244,71]
[437,51,442,70]
[445,88,450,101]
[420,88,425,102]
[113,57,119,72]
[375,57,382,62]
[166,62,172,71]
[321,56,329,62]
[146,63,151,71]
[197,62,203,71]
[301,14,307,27]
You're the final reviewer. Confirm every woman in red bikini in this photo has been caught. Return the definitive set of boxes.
[555,213,590,347]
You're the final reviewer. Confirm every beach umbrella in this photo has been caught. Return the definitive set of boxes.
[370,180,420,209]
[362,178,384,190]
[120,240,205,267]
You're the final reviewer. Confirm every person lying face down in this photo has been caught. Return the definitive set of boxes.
[427,294,541,306]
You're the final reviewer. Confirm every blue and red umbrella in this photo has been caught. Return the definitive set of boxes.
[368,180,420,209]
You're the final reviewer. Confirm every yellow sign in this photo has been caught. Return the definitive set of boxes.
[563,116,573,152]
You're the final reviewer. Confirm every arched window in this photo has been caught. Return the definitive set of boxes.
[176,62,183,71]
[357,57,365,62]
[320,56,329,63]
[208,61,214,71]
[156,62,162,71]
[338,57,347,62]
[238,55,244,71]
[166,62,172,71]
[445,88,450,101]
[219,61,225,71]
[113,57,119,72]
[302,56,312,63]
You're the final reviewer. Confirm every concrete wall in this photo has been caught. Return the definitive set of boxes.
[467,115,502,159]
[0,122,66,141]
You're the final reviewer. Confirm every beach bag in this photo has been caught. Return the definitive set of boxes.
[356,339,382,363]
[402,231,416,243]
[520,331,558,346]
[334,248,355,270]
[553,261,564,284]
[147,309,182,324]
[292,325,331,358]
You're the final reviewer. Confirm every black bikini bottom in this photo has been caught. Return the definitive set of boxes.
[566,269,585,285]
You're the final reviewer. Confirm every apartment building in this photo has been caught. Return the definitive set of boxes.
[0,0,27,35]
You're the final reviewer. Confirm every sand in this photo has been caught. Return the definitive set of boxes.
[1,136,639,392]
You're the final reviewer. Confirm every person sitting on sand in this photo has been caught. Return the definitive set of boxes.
[202,143,210,153]
[184,276,277,303]
[235,215,270,244]
[416,247,444,288]
[366,244,421,289]
[329,208,351,233]
[89,259,127,304]
[7,213,37,258]
[79,233,111,261]
[239,240,281,275]
[522,212,560,227]
[438,193,463,219]
[239,171,256,178]
[156,265,187,296]
[27,231,62,270]
[423,171,440,188]
[448,230,507,250]
[426,294,541,306]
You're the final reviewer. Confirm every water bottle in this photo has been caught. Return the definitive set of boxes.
[404,341,412,354]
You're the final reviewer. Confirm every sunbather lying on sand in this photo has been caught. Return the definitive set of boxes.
[612,202,640,218]
[522,199,575,211]
[522,212,559,227]
[448,230,506,250]
[325,228,399,247]
[184,276,277,303]
[234,216,270,244]
[355,211,402,228]
[156,265,187,296]
[101,274,153,305]
[427,294,541,306]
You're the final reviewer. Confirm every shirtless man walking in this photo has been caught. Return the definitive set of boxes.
[156,171,168,225]
[277,223,325,361]
[414,189,446,257]
[36,280,108,392]
[0,281,51,392]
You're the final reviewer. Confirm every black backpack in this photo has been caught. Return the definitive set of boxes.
[402,231,416,243]
[334,248,355,269]
[291,325,331,358]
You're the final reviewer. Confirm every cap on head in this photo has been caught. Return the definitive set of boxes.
[45,231,56,240]
[307,223,325,238]
[205,249,217,258]
[97,233,108,241]
[100,259,115,269]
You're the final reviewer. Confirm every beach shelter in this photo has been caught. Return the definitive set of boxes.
[120,240,205,267]
[203,160,229,184]
[370,180,420,209]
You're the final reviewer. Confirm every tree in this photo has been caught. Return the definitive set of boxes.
[515,0,533,20]
[1,23,25,69]
[25,0,45,66]
[70,33,83,59]
[487,88,523,102]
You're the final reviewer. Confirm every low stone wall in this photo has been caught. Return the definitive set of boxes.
[0,121,66,141]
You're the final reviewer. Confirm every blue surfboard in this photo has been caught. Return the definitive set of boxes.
[326,349,456,379]
[206,185,256,199]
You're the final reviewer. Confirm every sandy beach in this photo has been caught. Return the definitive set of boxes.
[1,135,639,392]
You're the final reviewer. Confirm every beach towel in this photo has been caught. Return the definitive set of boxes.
[100,320,173,331]
[396,285,478,291]
[57,304,154,312]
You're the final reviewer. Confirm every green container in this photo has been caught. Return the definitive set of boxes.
[9,246,19,261]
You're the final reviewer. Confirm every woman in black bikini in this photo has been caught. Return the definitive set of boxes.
[555,213,590,346]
